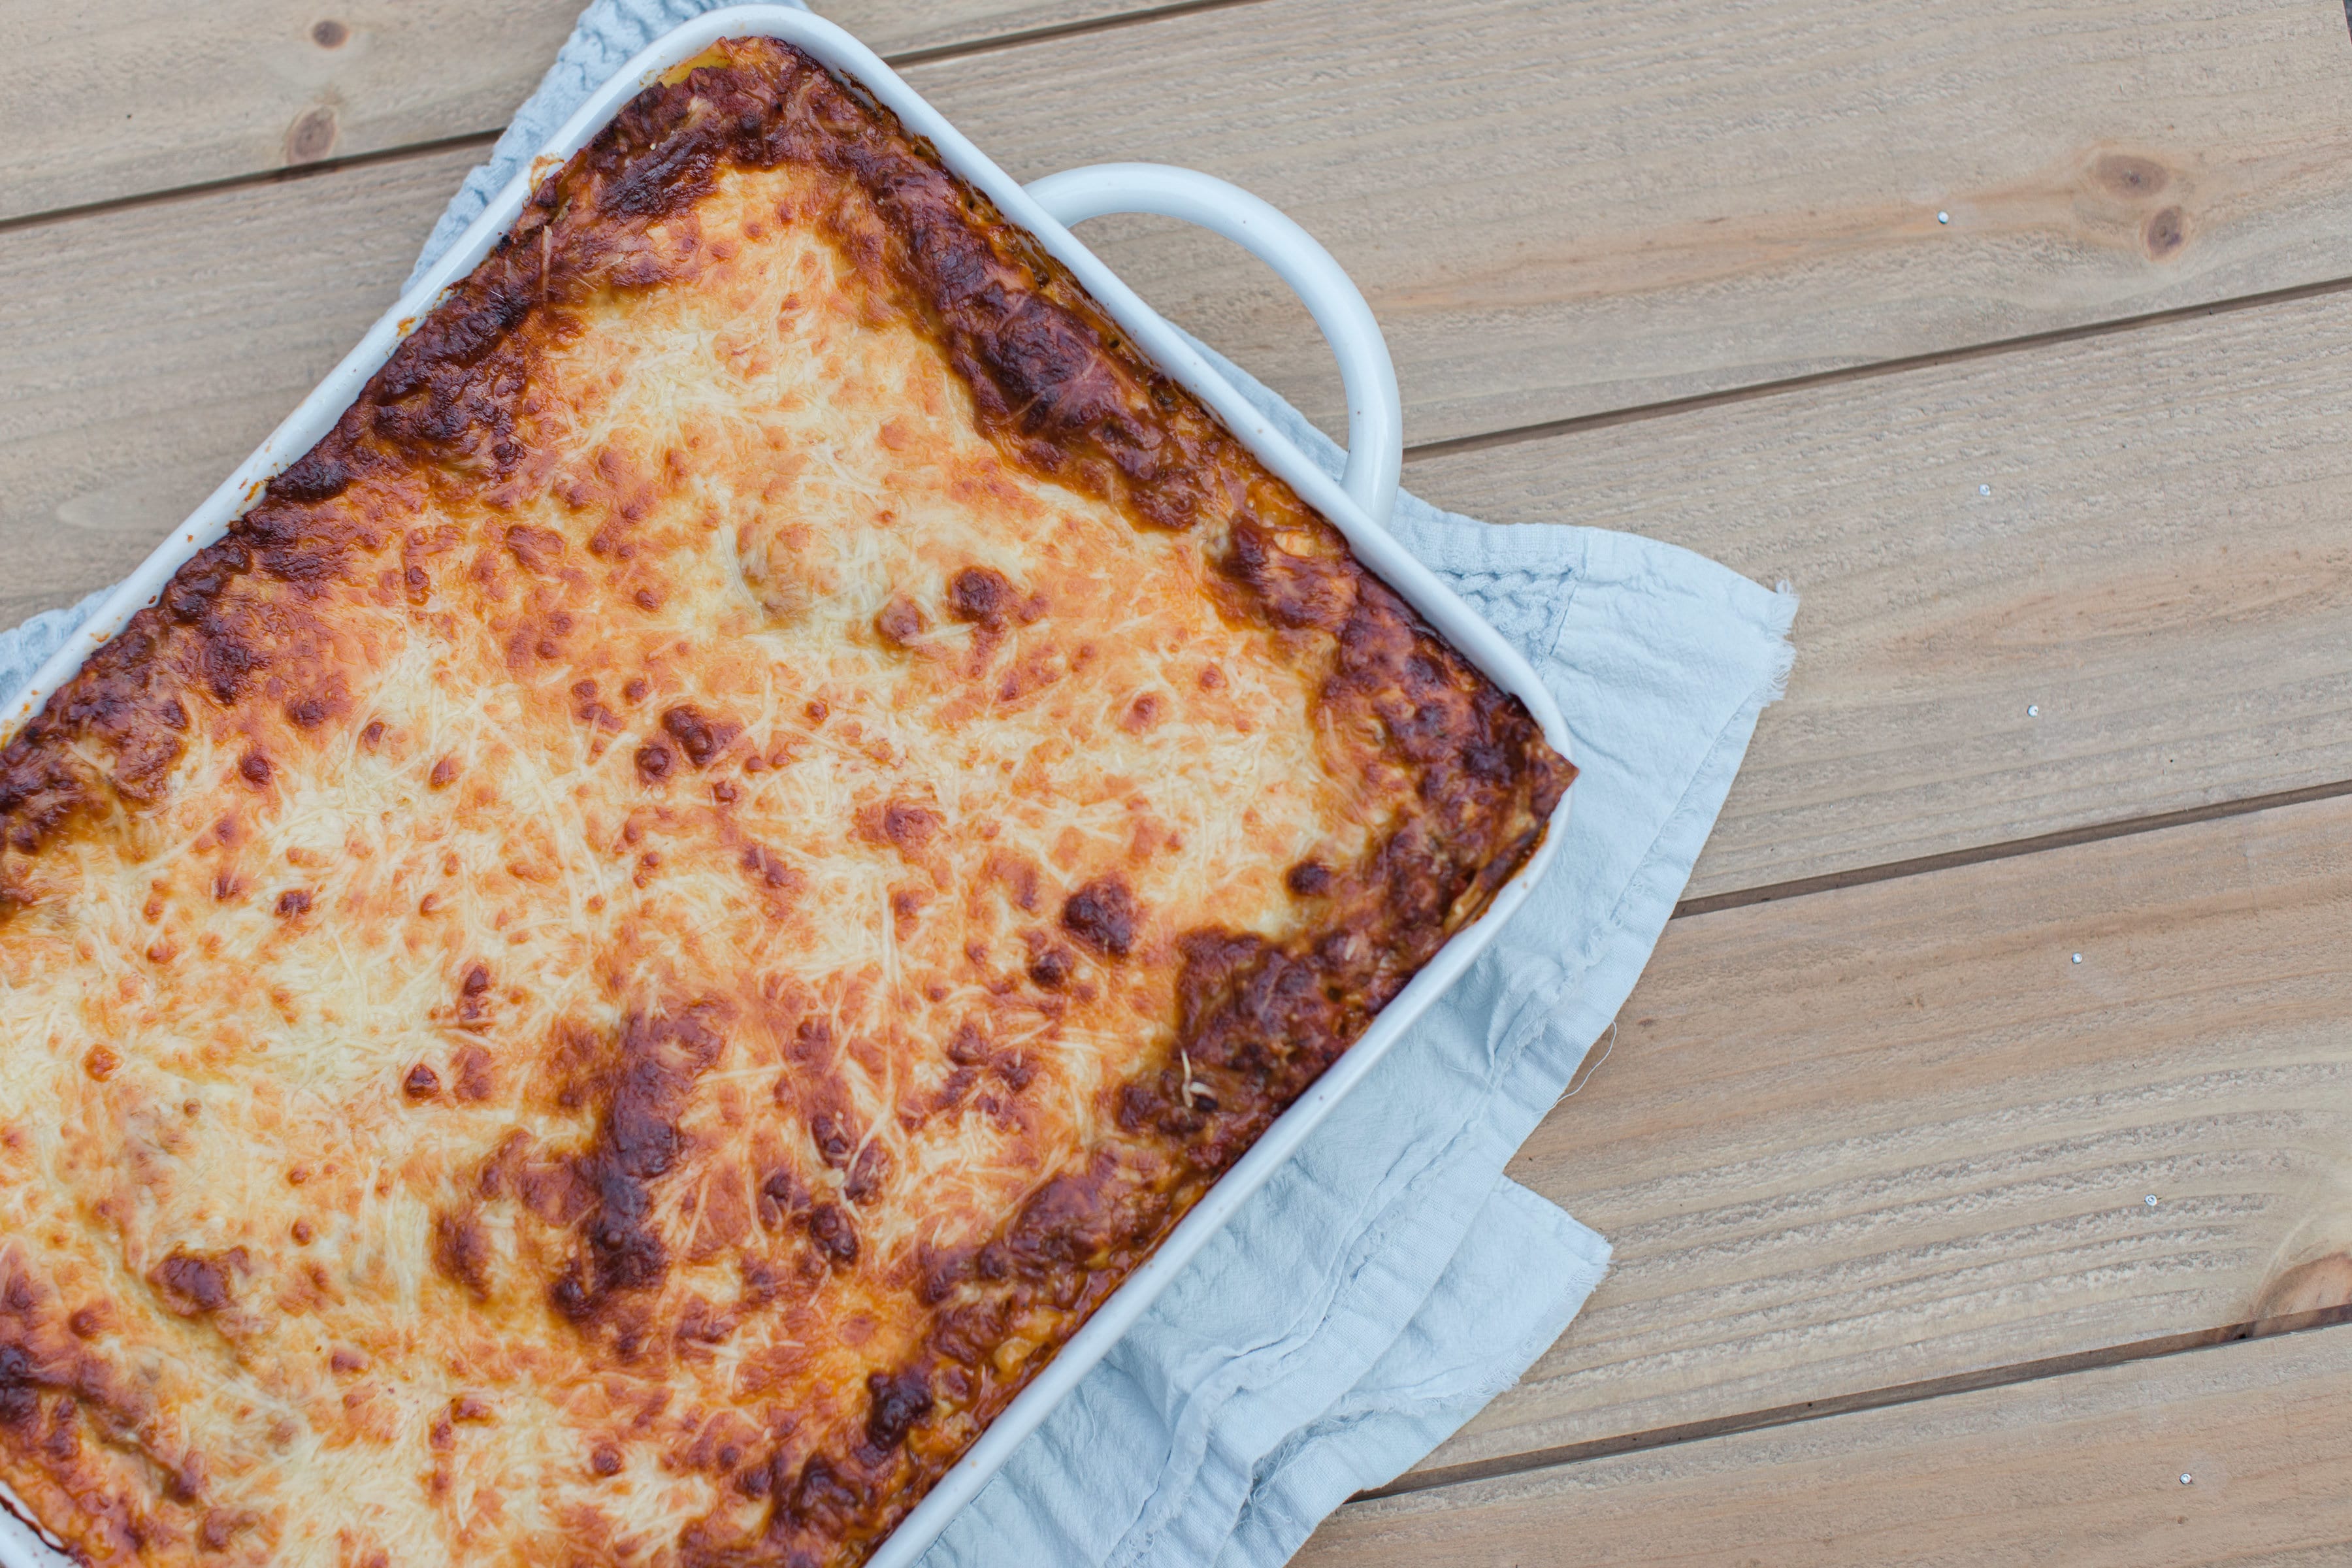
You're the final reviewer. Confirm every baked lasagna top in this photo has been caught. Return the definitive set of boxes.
[0,37,1570,1568]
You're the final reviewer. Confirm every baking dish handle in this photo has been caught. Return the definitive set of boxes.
[1022,163,1403,529]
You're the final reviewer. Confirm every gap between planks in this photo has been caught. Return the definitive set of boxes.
[1359,1307,2352,1505]
[0,131,501,240]
[16,0,2352,448]
[12,0,2352,1516]
[0,0,1283,239]
[17,122,2352,583]
[1308,1322,2352,1565]
[12,127,2352,912]
[1673,775,2352,920]
[883,0,1273,65]
[1403,270,2352,465]
[1407,785,2352,1500]
[1380,780,2352,1500]
[18,0,2352,443]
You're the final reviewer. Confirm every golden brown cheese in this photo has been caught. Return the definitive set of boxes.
[0,39,1570,1568]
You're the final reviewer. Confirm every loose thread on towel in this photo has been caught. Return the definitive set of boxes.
[1555,1021,1618,1103]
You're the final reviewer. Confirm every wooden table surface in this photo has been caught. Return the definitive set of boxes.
[8,1,2352,1560]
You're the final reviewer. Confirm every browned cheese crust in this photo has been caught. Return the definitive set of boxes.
[0,38,1571,1568]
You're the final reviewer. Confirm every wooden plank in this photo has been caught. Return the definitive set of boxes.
[0,3,578,223]
[12,0,2352,444]
[10,148,2352,890]
[1301,1326,2352,1567]
[0,0,1194,223]
[1406,791,2352,1477]
[902,0,2352,442]
[1407,284,2352,901]
[0,148,478,630]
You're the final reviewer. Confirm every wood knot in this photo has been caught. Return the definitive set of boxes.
[310,19,349,48]
[286,103,338,165]
[2142,206,2188,261]
[2091,151,2170,199]
[2251,1252,2352,1331]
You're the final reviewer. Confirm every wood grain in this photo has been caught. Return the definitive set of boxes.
[1408,791,2352,1475]
[10,4,2352,1552]
[11,150,2352,894]
[0,1,578,222]
[1303,1326,2352,1567]
[902,0,2352,442]
[1409,285,2352,901]
[0,0,1205,223]
[12,0,2352,444]
[0,148,477,628]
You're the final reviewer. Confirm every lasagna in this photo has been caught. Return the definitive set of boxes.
[0,38,1570,1568]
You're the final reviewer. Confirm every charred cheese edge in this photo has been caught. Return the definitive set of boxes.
[0,39,1572,1568]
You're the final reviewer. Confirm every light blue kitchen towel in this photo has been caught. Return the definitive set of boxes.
[4,4,1797,1561]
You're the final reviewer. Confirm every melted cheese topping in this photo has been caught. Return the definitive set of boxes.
[0,41,1566,1568]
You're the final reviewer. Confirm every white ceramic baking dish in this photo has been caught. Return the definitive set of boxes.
[0,8,1569,1565]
